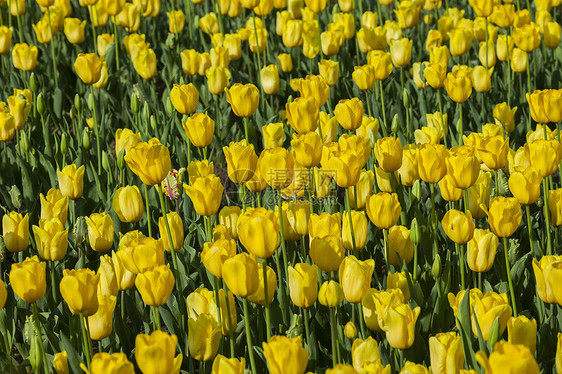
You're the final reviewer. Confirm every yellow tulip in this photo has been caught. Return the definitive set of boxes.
[512,23,541,52]
[86,352,134,374]
[309,212,341,239]
[258,147,295,190]
[125,138,171,185]
[544,21,562,49]
[60,268,100,316]
[0,111,15,141]
[344,322,357,339]
[310,235,345,272]
[532,256,562,304]
[339,255,375,303]
[168,10,185,33]
[288,263,318,308]
[557,333,562,374]
[170,84,199,115]
[237,207,279,258]
[85,212,114,252]
[118,237,165,274]
[12,43,38,71]
[334,98,364,131]
[395,0,420,28]
[9,256,46,303]
[347,169,374,210]
[63,18,85,44]
[135,330,182,374]
[115,128,141,156]
[260,65,280,95]
[33,218,68,261]
[429,332,464,374]
[248,263,277,306]
[391,38,413,68]
[3,211,29,253]
[223,140,258,184]
[262,336,309,374]
[182,113,215,148]
[441,209,474,244]
[387,272,411,300]
[475,341,538,374]
[74,53,103,85]
[53,351,69,374]
[112,185,144,223]
[112,251,136,291]
[318,280,344,307]
[135,264,175,307]
[508,166,541,205]
[88,295,117,340]
[158,212,184,252]
[352,65,376,91]
[291,132,322,168]
[483,196,522,238]
[380,303,421,349]
[40,188,68,223]
[388,225,414,266]
[366,192,402,229]
[56,164,85,200]
[262,122,284,149]
[277,53,293,73]
[507,315,537,354]
[222,253,259,297]
[351,336,381,372]
[187,314,222,362]
[286,97,319,134]
[444,68,472,103]
[472,291,512,340]
[212,355,245,374]
[417,144,448,184]
[96,254,117,297]
[183,174,224,216]
[375,137,403,173]
[342,210,368,251]
[225,83,259,117]
[318,59,339,86]
[367,50,393,80]
[201,239,236,278]
[467,229,498,273]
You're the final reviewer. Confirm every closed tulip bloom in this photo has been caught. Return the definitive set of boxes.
[262,123,284,149]
[33,218,68,261]
[0,111,15,141]
[483,196,522,237]
[318,280,344,307]
[466,228,498,272]
[86,352,135,374]
[288,263,318,308]
[508,166,541,205]
[158,212,184,252]
[53,351,69,374]
[444,69,472,103]
[445,146,480,189]
[347,169,374,210]
[429,332,464,374]
[135,264,175,307]
[321,29,344,56]
[88,295,117,341]
[225,83,259,117]
[0,26,13,54]
[339,255,375,304]
[352,65,376,91]
[60,268,100,316]
[135,330,182,374]
[258,147,294,189]
[439,175,462,202]
[212,355,245,374]
[471,66,493,93]
[119,237,165,274]
[469,0,492,17]
[310,235,345,272]
[375,137,403,173]
[201,239,236,278]
[223,140,258,184]
[391,38,413,68]
[318,59,339,86]
[279,201,310,241]
[110,252,134,292]
[3,212,29,253]
[112,186,144,223]
[491,103,516,134]
[442,209,474,244]
[512,23,541,52]
[334,98,364,131]
[115,128,141,156]
[388,225,414,266]
[97,33,114,58]
[222,253,259,297]
[205,66,230,95]
[188,314,221,362]
[367,192,402,229]
[182,113,215,148]
[471,291,512,340]
[417,144,448,184]
[9,256,46,303]
[125,138,171,186]
[507,316,537,355]
[298,75,330,107]
[524,139,562,178]
[380,303,420,349]
[41,188,69,224]
[63,18,85,44]
[167,10,185,33]
[74,53,103,85]
[183,174,224,216]
[341,210,368,251]
[237,207,279,258]
[550,189,562,226]
[94,255,117,298]
[476,341,539,374]
[351,336,381,372]
[394,0,420,28]
[85,212,114,252]
[218,206,241,240]
[291,132,322,168]
[424,62,447,89]
[7,93,30,131]
[544,22,562,49]
[367,50,393,80]
[449,27,474,56]
[132,47,157,79]
[532,255,562,304]
[308,212,341,239]
[260,65,279,95]
[509,47,527,73]
[181,49,201,75]
[12,43,38,71]
[247,262,277,306]
[273,55,292,76]
[286,97,319,133]
[56,164,85,200]
[170,84,199,115]
[263,336,309,374]
[357,26,386,53]
[543,89,562,124]
[476,135,508,170]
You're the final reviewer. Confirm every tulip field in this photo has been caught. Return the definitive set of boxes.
[2,0,562,372]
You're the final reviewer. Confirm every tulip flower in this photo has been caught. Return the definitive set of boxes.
[222,253,259,298]
[53,351,69,374]
[170,84,199,115]
[508,167,541,205]
[237,208,279,258]
[88,295,117,341]
[187,313,222,362]
[483,196,522,238]
[379,303,420,349]
[366,192,402,229]
[74,53,103,85]
[342,210,368,251]
[33,218,69,261]
[182,113,215,148]
[286,96,320,134]
[339,256,375,304]
[507,315,537,354]
[119,237,165,274]
[375,137,403,173]
[318,59,339,86]
[334,98,364,131]
[158,212,184,252]
[472,291,512,340]
[135,265,175,307]
[40,188,68,223]
[85,212,114,252]
[183,174,224,216]
[318,280,344,308]
[248,263,277,306]
[288,263,318,308]
[467,229,498,273]
[63,18,85,44]
[212,355,245,374]
[225,83,259,117]
[278,53,293,72]
[263,336,309,374]
[125,138,171,186]
[258,147,295,189]
[532,256,562,304]
[60,268,100,316]
[56,164,85,200]
[135,330,182,374]
[112,185,144,223]
[310,235,345,272]
[9,256,46,303]
[85,352,135,374]
[441,209,475,244]
[0,26,12,54]
[3,211,29,253]
[429,332,464,374]
[351,336,381,372]
[476,341,539,374]
[388,225,414,266]
[363,288,405,332]
[12,43,38,71]
[445,146,480,189]
[298,75,330,107]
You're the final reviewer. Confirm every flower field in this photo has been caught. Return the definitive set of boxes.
[1,0,562,372]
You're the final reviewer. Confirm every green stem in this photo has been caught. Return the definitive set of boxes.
[543,179,552,255]
[243,117,249,143]
[32,303,48,374]
[263,258,271,340]
[383,228,389,274]
[437,88,447,148]
[152,306,161,331]
[89,6,98,52]
[526,205,534,257]
[223,282,235,358]
[526,52,532,132]
[277,190,289,326]
[213,276,222,326]
[345,189,357,251]
[79,312,92,370]
[113,17,120,72]
[503,237,518,316]
[89,85,101,175]
[329,307,337,366]
[378,81,388,137]
[50,261,57,303]
[413,243,419,280]
[506,30,512,105]
[243,298,257,374]
[458,102,463,145]
[251,10,262,69]
[356,303,367,339]
[47,8,58,88]
[303,307,311,348]
[430,183,438,257]
[144,184,152,237]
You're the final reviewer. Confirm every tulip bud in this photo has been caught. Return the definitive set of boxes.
[73,216,88,244]
[87,92,95,111]
[487,316,502,350]
[391,114,399,134]
[142,102,150,123]
[344,322,357,339]
[82,128,90,150]
[75,94,82,112]
[37,93,45,115]
[165,97,174,117]
[412,179,421,201]
[117,149,125,170]
[402,88,410,109]
[60,133,68,157]
[30,73,37,93]
[410,218,420,246]
[9,185,22,209]
[131,91,139,113]
[431,254,442,278]
[29,335,43,371]
[20,131,29,154]
[102,151,110,172]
